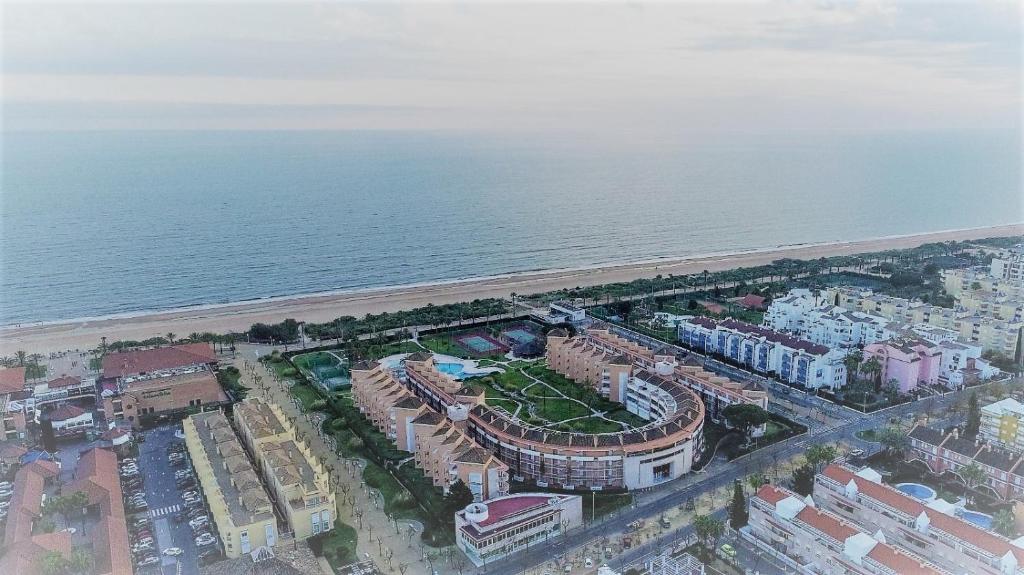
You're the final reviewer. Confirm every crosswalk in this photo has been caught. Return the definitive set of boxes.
[149,504,180,518]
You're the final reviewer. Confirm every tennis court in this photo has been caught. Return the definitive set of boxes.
[454,332,509,356]
[502,328,537,345]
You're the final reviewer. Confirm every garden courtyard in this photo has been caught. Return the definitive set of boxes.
[464,360,649,434]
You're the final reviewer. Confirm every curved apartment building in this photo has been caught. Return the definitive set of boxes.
[353,343,710,491]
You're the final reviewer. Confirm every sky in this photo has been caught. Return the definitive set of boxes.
[2,1,1021,133]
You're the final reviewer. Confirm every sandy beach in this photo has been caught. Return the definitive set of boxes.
[3,224,1021,356]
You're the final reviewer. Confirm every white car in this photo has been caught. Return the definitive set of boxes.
[189,517,209,528]
[60,527,77,535]
[136,556,160,567]
[195,533,216,545]
[162,547,184,556]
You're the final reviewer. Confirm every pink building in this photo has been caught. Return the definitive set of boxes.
[861,338,940,394]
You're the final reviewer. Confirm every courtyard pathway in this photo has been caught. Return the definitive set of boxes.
[235,356,462,575]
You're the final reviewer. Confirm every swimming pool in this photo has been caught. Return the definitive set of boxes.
[437,362,467,379]
[896,483,937,501]
[959,509,993,530]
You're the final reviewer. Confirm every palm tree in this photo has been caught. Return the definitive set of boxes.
[861,356,883,392]
[842,350,863,387]
[15,350,26,367]
[165,332,176,344]
[959,462,987,505]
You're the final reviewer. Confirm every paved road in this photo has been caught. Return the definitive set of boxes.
[135,425,203,575]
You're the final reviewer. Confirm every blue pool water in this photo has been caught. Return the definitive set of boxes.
[896,483,937,501]
[959,510,993,530]
[437,362,467,379]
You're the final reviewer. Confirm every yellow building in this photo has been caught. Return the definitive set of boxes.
[980,397,1024,452]
[956,289,1024,323]
[233,398,336,540]
[829,287,1022,359]
[942,267,1024,300]
[183,411,279,558]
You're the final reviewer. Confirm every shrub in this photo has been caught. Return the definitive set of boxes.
[281,367,297,376]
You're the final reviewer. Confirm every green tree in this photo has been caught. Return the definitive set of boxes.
[878,427,910,457]
[791,464,815,496]
[67,549,92,575]
[729,479,748,529]
[693,514,725,551]
[965,391,981,438]
[861,356,883,392]
[37,551,68,575]
[722,404,770,442]
[993,509,1017,537]
[959,462,987,504]
[44,491,89,531]
[442,480,475,519]
[843,350,863,387]
[165,332,176,344]
[747,472,767,493]
[805,444,838,472]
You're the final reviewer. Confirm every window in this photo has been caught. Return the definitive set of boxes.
[265,524,276,546]
[312,513,321,535]
[321,510,331,531]
[240,530,251,554]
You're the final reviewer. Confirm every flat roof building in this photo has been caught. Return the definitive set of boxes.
[184,411,279,558]
[455,493,582,567]
[234,398,335,540]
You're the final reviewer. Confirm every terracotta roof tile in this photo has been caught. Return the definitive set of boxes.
[102,343,216,379]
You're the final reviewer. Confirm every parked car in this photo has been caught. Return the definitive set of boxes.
[189,516,209,529]
[195,534,216,546]
[136,556,160,567]
[162,547,183,556]
[59,527,77,535]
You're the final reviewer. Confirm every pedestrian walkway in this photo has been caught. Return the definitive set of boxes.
[150,504,181,518]
[237,356,453,575]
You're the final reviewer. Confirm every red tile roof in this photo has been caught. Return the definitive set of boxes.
[475,495,552,527]
[796,506,857,542]
[0,367,26,394]
[737,294,767,309]
[102,342,216,379]
[0,442,28,459]
[23,460,59,479]
[867,543,945,575]
[754,484,789,505]
[46,375,82,389]
[822,465,1024,563]
[48,404,88,421]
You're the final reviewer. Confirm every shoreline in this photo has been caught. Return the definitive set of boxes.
[3,223,1021,355]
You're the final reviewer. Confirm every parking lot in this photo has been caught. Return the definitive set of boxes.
[126,424,221,575]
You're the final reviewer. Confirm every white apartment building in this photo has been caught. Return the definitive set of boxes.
[991,247,1024,286]
[455,493,582,567]
[763,289,895,348]
[679,316,847,389]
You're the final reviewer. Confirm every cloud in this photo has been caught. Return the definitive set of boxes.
[2,1,1019,132]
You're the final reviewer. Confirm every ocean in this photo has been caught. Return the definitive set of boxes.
[1,129,1020,326]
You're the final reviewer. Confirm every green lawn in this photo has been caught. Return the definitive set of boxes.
[605,408,648,428]
[534,397,590,421]
[290,383,323,411]
[553,417,624,433]
[419,336,469,357]
[311,520,359,567]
